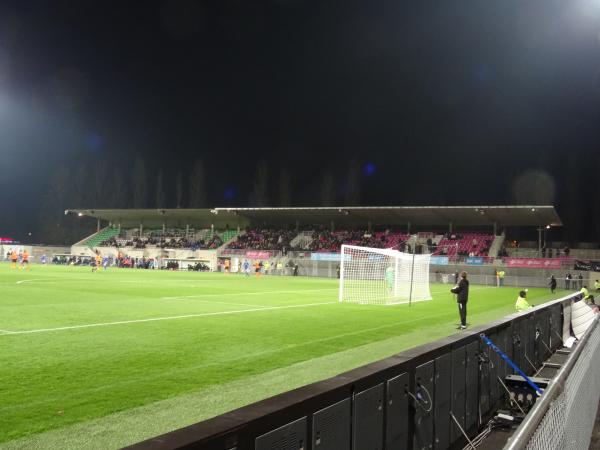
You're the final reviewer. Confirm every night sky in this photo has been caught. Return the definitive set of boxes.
[0,0,599,243]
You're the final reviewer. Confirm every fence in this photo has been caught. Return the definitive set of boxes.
[127,292,582,450]
[503,316,600,450]
[434,274,581,289]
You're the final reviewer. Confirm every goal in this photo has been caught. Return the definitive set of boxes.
[339,244,432,305]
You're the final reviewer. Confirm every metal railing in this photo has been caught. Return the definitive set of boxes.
[503,316,600,450]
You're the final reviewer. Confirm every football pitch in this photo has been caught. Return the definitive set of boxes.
[0,265,565,449]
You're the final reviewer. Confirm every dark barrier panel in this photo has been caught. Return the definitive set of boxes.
[490,334,501,406]
[386,373,409,449]
[413,361,434,450]
[125,294,578,450]
[353,384,384,450]
[312,398,351,450]
[513,319,526,375]
[549,304,562,350]
[534,310,550,366]
[255,417,306,450]
[450,346,466,443]
[479,337,491,420]
[465,341,479,432]
[526,315,536,372]
[434,354,451,450]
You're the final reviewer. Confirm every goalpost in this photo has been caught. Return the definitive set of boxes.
[339,244,432,305]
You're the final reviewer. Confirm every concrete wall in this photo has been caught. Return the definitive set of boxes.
[70,245,218,270]
[283,258,588,289]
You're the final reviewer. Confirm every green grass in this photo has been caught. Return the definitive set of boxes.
[0,264,566,449]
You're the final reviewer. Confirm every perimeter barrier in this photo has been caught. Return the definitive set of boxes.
[503,315,600,450]
[126,292,590,450]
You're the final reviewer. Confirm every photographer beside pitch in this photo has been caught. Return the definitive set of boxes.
[451,271,469,329]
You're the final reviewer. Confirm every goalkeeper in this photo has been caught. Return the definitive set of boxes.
[385,265,394,294]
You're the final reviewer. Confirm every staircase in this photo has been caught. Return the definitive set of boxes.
[217,230,238,243]
[290,231,313,250]
[77,227,119,248]
[488,232,505,258]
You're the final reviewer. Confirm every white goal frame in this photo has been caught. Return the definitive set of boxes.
[338,244,432,305]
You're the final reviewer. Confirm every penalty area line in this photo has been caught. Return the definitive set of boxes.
[0,301,337,336]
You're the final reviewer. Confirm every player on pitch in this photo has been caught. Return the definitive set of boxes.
[385,265,394,295]
[92,252,102,272]
[10,249,18,269]
[20,249,30,271]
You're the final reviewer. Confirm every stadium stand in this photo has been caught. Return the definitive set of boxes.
[68,206,565,268]
[223,228,492,256]
[307,230,409,252]
[99,228,237,250]
[91,226,497,258]
[227,229,297,251]
[434,232,493,256]
[81,227,119,248]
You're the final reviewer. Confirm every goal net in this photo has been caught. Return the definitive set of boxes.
[339,244,432,305]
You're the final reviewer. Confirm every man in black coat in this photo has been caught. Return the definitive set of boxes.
[451,271,469,329]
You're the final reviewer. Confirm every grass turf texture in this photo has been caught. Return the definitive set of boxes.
[0,264,566,449]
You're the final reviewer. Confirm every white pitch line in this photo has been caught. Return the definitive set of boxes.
[193,299,269,308]
[160,288,338,300]
[16,280,36,285]
[0,301,337,336]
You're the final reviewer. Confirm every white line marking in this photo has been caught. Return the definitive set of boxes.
[160,288,337,300]
[0,308,463,412]
[16,280,36,285]
[0,306,483,413]
[0,301,337,336]
[194,299,269,308]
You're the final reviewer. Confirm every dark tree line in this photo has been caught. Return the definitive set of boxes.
[33,149,600,246]
[36,156,364,244]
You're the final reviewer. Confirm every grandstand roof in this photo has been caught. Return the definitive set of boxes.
[66,209,248,229]
[68,205,562,229]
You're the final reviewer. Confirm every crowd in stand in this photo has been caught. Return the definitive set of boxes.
[100,234,224,250]
[224,229,493,255]
[308,230,407,252]
[227,229,297,251]
[96,226,496,257]
[434,233,493,257]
